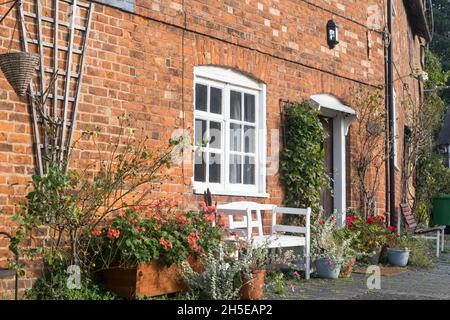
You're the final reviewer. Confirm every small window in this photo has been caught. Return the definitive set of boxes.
[193,66,266,196]
[420,45,426,68]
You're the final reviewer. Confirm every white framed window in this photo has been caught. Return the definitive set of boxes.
[192,66,268,197]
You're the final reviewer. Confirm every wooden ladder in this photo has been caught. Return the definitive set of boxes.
[16,0,93,175]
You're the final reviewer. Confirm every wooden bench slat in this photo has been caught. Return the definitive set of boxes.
[273,225,306,234]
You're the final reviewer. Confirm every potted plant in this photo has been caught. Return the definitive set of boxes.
[386,235,410,267]
[237,240,297,300]
[311,213,356,279]
[88,201,224,298]
[346,210,394,264]
[181,250,243,300]
[337,217,361,278]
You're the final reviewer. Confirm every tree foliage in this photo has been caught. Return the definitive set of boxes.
[431,0,450,102]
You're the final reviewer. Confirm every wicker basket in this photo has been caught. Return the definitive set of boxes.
[0,52,39,98]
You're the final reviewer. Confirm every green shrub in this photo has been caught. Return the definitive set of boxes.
[25,260,117,300]
[403,237,436,268]
[280,101,330,209]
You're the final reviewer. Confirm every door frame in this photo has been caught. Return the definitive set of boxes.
[310,94,357,225]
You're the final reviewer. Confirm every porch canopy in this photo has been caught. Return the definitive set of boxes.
[309,93,358,226]
[310,94,357,134]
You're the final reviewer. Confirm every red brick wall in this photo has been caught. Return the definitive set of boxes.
[0,0,424,297]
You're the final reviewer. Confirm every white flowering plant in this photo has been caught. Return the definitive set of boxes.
[181,250,242,300]
[238,239,299,281]
[310,211,357,267]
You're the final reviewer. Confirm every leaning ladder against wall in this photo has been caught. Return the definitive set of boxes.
[16,0,93,175]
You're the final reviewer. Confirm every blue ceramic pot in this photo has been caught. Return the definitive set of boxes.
[387,248,410,267]
[315,259,341,279]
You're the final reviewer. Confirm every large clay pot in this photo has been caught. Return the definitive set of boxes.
[339,258,356,278]
[240,270,265,300]
[99,256,202,299]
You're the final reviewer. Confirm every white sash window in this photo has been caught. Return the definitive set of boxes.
[193,66,267,197]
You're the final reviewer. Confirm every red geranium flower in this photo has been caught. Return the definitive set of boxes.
[319,219,325,225]
[366,216,376,225]
[389,226,396,233]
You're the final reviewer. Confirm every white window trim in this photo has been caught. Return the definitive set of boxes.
[192,66,268,198]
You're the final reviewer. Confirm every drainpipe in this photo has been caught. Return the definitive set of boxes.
[387,0,396,227]
[384,31,390,224]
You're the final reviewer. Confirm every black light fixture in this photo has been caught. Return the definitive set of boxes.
[327,20,339,48]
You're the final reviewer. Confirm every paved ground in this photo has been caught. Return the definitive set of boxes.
[266,238,450,300]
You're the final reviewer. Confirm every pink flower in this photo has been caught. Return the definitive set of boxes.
[187,232,200,251]
[205,214,216,223]
[91,229,101,237]
[388,226,396,233]
[107,228,120,239]
[117,211,125,217]
[160,237,173,250]
[178,216,187,224]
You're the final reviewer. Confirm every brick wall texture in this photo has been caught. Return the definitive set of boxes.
[0,0,425,297]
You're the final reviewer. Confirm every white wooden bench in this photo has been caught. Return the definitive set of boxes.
[216,201,311,280]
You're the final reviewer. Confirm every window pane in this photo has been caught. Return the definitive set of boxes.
[229,154,242,184]
[230,123,242,152]
[244,125,255,153]
[195,119,206,146]
[195,84,207,111]
[230,91,242,120]
[244,93,255,123]
[209,121,222,149]
[209,153,221,183]
[194,151,206,182]
[210,87,222,114]
[244,156,255,185]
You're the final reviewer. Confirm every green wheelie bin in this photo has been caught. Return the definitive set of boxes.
[432,195,450,229]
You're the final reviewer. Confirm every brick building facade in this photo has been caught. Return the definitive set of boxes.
[0,0,429,297]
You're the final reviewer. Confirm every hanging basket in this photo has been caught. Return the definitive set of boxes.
[0,52,39,98]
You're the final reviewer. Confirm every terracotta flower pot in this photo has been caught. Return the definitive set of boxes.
[99,255,202,299]
[240,270,265,300]
[339,258,356,278]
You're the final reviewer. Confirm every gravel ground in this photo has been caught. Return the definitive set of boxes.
[266,237,450,300]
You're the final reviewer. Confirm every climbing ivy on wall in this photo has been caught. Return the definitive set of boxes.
[280,101,330,210]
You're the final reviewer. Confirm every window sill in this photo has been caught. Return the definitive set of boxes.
[193,188,270,199]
